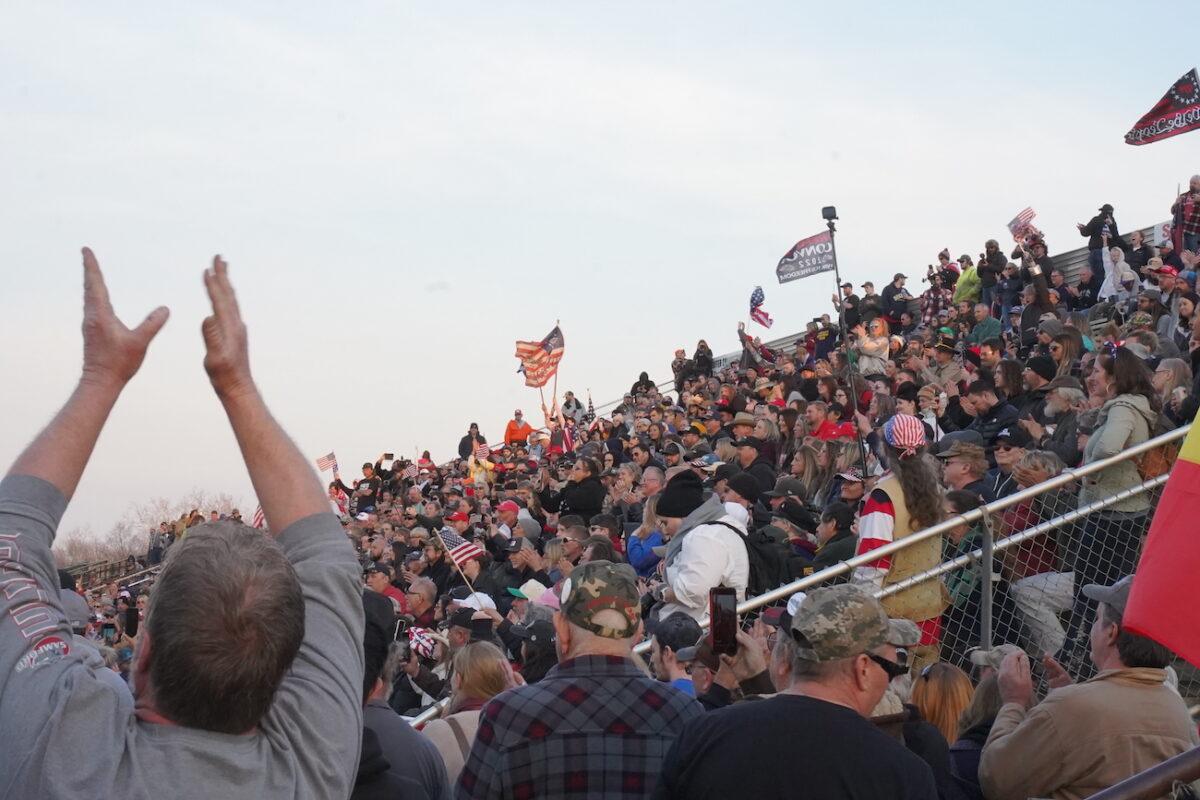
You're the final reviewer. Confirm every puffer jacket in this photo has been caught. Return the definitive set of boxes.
[658,495,750,623]
[538,475,606,523]
[1080,393,1154,513]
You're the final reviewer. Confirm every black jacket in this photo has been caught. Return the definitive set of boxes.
[352,728,432,800]
[743,457,778,494]
[811,530,856,577]
[966,401,1020,452]
[458,433,486,460]
[539,475,606,523]
[1079,212,1124,251]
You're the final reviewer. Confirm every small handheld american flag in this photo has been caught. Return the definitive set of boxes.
[402,463,419,480]
[473,442,490,460]
[251,505,266,529]
[749,286,774,329]
[315,451,338,472]
[408,627,437,659]
[437,527,484,569]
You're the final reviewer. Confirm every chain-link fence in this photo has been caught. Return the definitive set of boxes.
[627,423,1193,701]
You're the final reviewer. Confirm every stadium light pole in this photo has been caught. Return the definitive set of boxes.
[822,206,870,478]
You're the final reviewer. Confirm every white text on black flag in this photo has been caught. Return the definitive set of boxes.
[776,230,836,284]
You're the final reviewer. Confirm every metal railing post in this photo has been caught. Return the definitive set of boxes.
[979,509,994,652]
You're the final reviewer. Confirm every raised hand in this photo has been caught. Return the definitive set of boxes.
[201,255,252,399]
[81,248,170,387]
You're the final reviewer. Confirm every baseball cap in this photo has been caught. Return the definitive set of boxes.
[496,500,520,514]
[887,619,922,648]
[362,561,388,576]
[674,634,721,671]
[444,511,469,523]
[448,607,476,630]
[510,618,555,645]
[734,437,762,450]
[461,591,497,612]
[934,441,985,461]
[789,585,890,662]
[764,477,805,499]
[967,643,1024,672]
[995,426,1034,449]
[1009,304,1024,316]
[507,579,549,600]
[1082,574,1134,615]
[559,561,641,639]
[931,430,985,456]
[836,467,864,483]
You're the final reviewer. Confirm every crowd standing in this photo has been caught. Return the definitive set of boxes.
[8,183,1200,800]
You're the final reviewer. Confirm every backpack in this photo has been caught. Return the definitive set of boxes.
[1110,399,1179,480]
[713,521,788,598]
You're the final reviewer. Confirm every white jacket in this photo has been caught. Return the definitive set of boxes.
[659,497,750,623]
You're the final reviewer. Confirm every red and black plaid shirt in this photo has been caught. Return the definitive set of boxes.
[456,654,701,799]
[1176,192,1200,236]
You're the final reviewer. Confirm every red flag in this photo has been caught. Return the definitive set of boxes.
[1124,417,1200,666]
[514,326,565,388]
[1124,68,1200,146]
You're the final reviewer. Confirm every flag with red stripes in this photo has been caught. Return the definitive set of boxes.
[315,451,338,472]
[437,527,484,569]
[473,442,490,460]
[514,326,565,388]
[402,463,419,480]
[1006,207,1041,243]
[252,505,266,529]
[408,626,437,659]
[749,286,774,329]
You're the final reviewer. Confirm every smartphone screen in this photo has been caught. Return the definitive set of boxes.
[708,586,738,656]
[124,606,140,638]
[383,452,394,461]
[102,623,117,645]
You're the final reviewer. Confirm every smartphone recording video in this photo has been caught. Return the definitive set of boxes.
[708,586,737,656]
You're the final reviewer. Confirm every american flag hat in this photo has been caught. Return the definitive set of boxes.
[882,414,926,458]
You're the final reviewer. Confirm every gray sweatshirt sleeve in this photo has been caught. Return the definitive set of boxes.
[260,512,366,796]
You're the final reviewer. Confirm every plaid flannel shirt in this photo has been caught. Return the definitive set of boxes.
[920,287,953,327]
[456,655,702,799]
[1176,193,1200,236]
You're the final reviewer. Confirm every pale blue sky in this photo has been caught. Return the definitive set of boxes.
[2,2,1196,538]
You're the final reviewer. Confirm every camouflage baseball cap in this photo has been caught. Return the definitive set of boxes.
[886,619,922,648]
[560,560,641,639]
[790,584,890,662]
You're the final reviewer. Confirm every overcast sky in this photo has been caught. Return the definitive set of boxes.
[2,2,1196,539]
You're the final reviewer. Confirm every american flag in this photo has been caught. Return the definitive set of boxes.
[408,626,437,659]
[437,527,485,569]
[315,451,338,472]
[585,392,595,424]
[749,286,774,329]
[402,463,419,480]
[473,441,490,460]
[514,325,565,388]
[251,505,265,529]
[1007,207,1041,242]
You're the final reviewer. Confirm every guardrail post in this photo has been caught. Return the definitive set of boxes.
[979,509,994,652]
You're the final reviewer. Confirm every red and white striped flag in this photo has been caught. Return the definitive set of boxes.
[402,463,419,480]
[315,451,338,472]
[408,626,437,659]
[473,442,490,460]
[1006,207,1041,242]
[749,286,774,329]
[252,505,266,529]
[514,326,565,388]
[438,528,484,569]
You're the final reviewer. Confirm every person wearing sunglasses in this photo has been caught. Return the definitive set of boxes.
[657,585,937,800]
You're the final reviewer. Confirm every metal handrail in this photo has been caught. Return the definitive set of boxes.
[1087,747,1200,800]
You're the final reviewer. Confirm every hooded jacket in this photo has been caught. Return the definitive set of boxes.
[1080,393,1155,513]
[538,474,605,523]
[658,495,750,622]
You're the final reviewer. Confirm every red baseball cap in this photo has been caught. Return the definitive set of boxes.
[445,512,469,522]
[1154,265,1179,277]
[497,500,520,513]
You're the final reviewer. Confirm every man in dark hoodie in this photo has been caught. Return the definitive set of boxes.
[1076,203,1124,273]
[734,437,777,494]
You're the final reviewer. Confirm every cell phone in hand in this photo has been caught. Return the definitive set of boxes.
[383,452,394,461]
[124,605,140,638]
[708,586,738,656]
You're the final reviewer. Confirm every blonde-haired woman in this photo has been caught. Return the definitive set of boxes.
[911,662,974,744]
[422,641,519,784]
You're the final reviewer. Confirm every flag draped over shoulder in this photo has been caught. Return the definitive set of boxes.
[514,326,565,388]
[1124,416,1200,666]
[1125,68,1200,146]
[749,286,773,329]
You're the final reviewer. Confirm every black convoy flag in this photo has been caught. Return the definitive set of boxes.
[1125,68,1200,146]
[776,230,837,284]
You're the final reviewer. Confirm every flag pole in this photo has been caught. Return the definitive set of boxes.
[436,528,477,594]
[824,210,871,477]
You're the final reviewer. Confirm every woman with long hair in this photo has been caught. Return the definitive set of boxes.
[1049,332,1081,379]
[1065,346,1159,675]
[911,662,974,744]
[991,358,1025,407]
[789,444,827,504]
[950,674,1003,797]
[422,642,517,784]
[852,317,891,377]
[853,415,947,667]
[817,376,838,403]
[753,417,781,466]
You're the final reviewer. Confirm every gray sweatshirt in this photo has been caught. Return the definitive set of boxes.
[0,474,365,799]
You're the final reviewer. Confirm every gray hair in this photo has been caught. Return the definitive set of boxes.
[147,521,304,735]
[1016,449,1065,477]
[642,466,665,486]
[409,577,437,605]
[1050,387,1086,408]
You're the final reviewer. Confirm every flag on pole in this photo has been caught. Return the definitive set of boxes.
[402,463,419,480]
[749,286,774,329]
[1006,207,1042,243]
[251,505,266,529]
[473,442,490,460]
[315,451,338,472]
[1124,418,1200,666]
[514,326,565,388]
[585,392,595,424]
[1125,68,1200,146]
[437,527,485,569]
[776,230,836,284]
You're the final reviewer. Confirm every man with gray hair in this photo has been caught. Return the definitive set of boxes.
[1018,376,1086,467]
[656,585,937,799]
[0,252,363,797]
